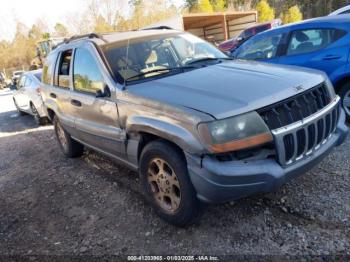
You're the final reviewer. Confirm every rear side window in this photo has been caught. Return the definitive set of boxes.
[73,48,104,94]
[42,53,57,85]
[286,29,346,55]
[57,49,72,88]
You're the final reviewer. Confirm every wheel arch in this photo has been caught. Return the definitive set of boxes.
[333,75,350,94]
[125,116,205,164]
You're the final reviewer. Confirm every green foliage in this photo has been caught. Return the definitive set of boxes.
[256,0,275,22]
[197,0,214,12]
[213,0,226,11]
[54,23,69,37]
[281,5,303,24]
[42,32,50,39]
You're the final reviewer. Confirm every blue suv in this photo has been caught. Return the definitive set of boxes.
[232,15,350,120]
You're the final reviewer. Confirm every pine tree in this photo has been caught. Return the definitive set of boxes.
[281,5,303,24]
[256,0,275,22]
[197,0,214,12]
[213,0,226,11]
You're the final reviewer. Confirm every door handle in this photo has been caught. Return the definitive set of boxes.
[322,54,341,60]
[50,93,57,98]
[71,99,82,107]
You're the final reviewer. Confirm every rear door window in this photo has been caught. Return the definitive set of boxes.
[57,49,73,88]
[286,29,346,55]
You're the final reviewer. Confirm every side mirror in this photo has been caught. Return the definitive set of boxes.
[96,84,111,98]
[237,37,243,42]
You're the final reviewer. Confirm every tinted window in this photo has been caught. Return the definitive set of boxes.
[286,29,346,55]
[73,48,104,94]
[57,50,72,88]
[42,53,57,85]
[236,33,283,60]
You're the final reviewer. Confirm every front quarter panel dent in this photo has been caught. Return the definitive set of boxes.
[126,115,205,154]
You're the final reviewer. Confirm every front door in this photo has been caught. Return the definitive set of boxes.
[70,45,125,157]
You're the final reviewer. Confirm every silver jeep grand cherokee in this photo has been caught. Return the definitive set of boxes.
[41,30,348,226]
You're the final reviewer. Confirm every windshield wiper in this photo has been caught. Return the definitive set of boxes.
[124,66,196,82]
[186,57,232,65]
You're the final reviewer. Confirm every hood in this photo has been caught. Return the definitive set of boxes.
[127,60,325,120]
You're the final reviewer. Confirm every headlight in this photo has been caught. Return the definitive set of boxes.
[198,111,273,153]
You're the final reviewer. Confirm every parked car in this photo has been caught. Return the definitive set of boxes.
[218,19,281,54]
[11,70,24,88]
[329,5,350,15]
[12,69,48,125]
[232,15,350,121]
[41,30,348,226]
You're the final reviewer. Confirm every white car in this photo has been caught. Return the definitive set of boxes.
[329,5,350,15]
[12,69,48,125]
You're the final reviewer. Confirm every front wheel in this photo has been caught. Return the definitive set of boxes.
[53,116,84,158]
[139,140,201,227]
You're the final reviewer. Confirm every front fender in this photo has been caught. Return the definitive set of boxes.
[126,115,205,154]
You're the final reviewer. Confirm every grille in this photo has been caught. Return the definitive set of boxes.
[258,83,331,130]
[272,99,340,166]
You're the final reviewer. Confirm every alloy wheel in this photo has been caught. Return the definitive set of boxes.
[147,158,181,214]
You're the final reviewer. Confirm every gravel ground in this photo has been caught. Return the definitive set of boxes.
[0,88,349,257]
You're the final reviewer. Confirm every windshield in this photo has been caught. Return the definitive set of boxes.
[102,32,227,84]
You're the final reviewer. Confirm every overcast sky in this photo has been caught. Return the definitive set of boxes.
[0,0,90,40]
[1,0,186,41]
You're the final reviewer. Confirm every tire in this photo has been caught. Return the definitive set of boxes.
[13,98,25,116]
[53,116,84,158]
[139,140,201,227]
[30,103,46,125]
[339,82,350,122]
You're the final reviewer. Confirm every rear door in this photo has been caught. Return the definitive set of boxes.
[278,28,348,80]
[70,43,125,157]
[44,49,80,137]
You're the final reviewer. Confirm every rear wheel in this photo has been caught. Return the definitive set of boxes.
[139,140,201,227]
[30,103,46,125]
[53,116,84,158]
[339,82,350,122]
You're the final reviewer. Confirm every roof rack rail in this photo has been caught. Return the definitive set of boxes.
[142,26,173,30]
[64,33,108,44]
